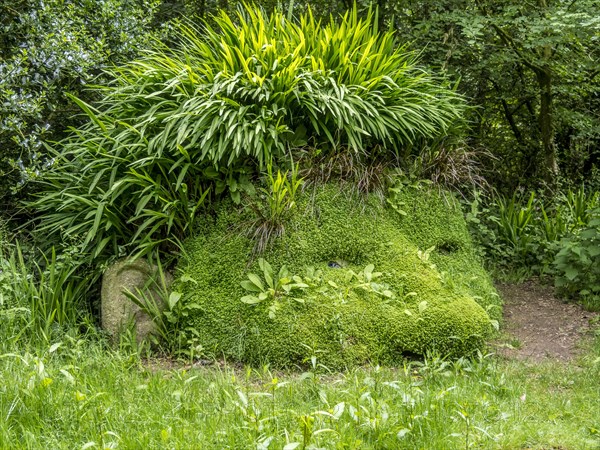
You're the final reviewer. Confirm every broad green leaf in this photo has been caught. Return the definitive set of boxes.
[168,292,182,310]
[564,267,580,281]
[246,273,264,291]
[241,280,262,292]
[241,295,261,304]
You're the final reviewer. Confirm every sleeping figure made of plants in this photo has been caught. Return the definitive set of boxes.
[176,184,501,369]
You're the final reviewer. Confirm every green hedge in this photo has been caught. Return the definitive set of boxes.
[176,185,500,368]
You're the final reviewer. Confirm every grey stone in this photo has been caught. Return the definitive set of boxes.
[101,258,172,344]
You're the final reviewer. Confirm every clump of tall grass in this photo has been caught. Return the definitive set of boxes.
[412,138,492,194]
[0,235,90,345]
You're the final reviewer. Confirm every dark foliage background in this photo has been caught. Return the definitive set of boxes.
[0,0,162,207]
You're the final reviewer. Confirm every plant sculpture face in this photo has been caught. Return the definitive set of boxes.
[178,185,501,368]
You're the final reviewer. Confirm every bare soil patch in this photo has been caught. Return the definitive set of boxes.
[494,280,598,362]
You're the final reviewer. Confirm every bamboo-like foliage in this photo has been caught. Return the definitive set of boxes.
[103,4,465,164]
[31,4,466,262]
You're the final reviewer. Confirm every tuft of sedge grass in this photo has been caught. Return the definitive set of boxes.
[411,139,493,195]
[296,147,394,202]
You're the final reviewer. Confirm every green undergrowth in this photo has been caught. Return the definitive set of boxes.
[177,185,501,368]
[1,332,599,449]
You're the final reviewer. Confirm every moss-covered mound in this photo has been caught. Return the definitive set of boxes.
[177,185,501,368]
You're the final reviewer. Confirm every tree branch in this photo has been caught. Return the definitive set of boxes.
[489,23,543,74]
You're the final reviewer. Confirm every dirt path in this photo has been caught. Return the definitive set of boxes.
[493,280,598,362]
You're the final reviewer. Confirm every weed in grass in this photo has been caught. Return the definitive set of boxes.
[239,258,309,319]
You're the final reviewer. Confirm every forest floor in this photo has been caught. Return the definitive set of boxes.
[494,280,599,362]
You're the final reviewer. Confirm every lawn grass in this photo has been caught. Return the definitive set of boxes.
[1,328,599,449]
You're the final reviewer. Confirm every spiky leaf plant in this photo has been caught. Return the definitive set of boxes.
[105,4,466,165]
[31,4,466,265]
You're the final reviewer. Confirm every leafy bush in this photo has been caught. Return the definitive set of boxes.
[0,0,160,202]
[553,207,600,310]
[31,106,211,263]
[462,191,542,274]
[464,186,600,300]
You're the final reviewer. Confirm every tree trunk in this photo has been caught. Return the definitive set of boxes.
[536,67,558,185]
[535,0,559,186]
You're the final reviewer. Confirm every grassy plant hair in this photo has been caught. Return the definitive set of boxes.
[29,3,468,307]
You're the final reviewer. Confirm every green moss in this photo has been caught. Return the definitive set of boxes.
[177,185,501,368]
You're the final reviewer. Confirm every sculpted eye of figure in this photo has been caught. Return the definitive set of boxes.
[177,184,501,368]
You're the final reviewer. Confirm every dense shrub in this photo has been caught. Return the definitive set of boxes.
[464,186,600,310]
[175,184,499,368]
[553,207,600,311]
[464,187,600,275]
[30,4,466,266]
[0,0,161,204]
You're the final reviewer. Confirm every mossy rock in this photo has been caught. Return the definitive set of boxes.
[101,258,172,345]
[177,185,501,368]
